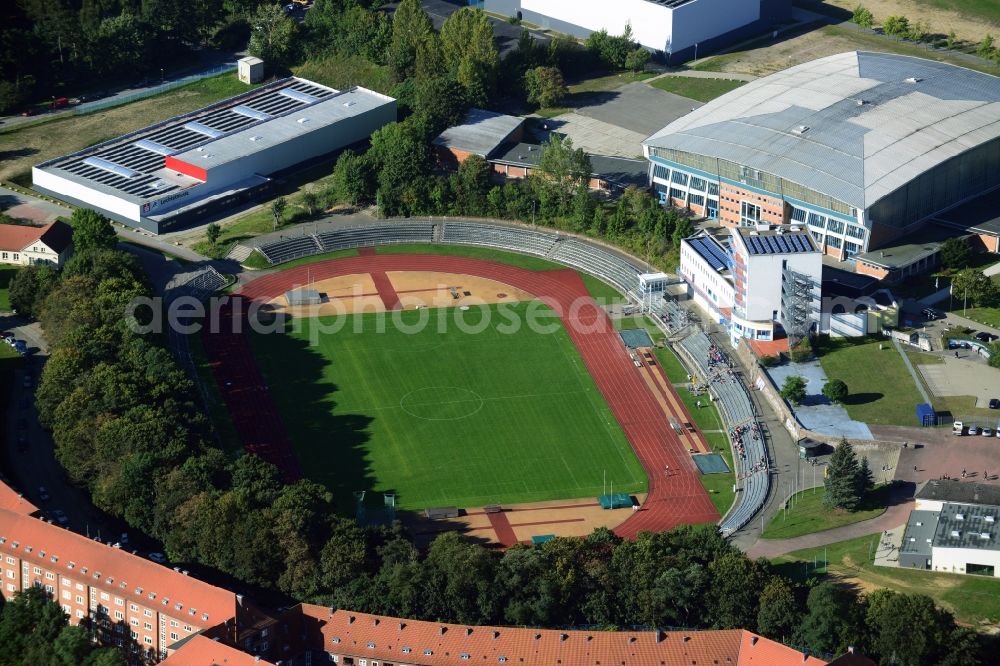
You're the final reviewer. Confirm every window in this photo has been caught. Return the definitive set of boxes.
[45,572,54,580]
[844,241,860,258]
[807,212,826,229]
[669,188,685,201]
[130,619,138,627]
[100,592,109,601]
[689,176,706,191]
[826,218,845,234]
[130,631,138,640]
[62,590,71,600]
[689,194,705,207]
[1,253,6,260]
[144,636,153,645]
[144,622,152,630]
[144,610,152,617]
[33,567,41,575]
[170,632,178,641]
[170,620,178,627]
[740,202,761,227]
[7,571,14,579]
[76,595,84,604]
[845,224,865,240]
[707,182,719,196]
[811,231,823,245]
[790,207,807,223]
[115,611,124,620]
[653,164,669,180]
[13,254,18,261]
[827,236,842,249]
[671,171,688,186]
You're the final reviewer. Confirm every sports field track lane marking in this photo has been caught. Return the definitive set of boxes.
[227,255,720,535]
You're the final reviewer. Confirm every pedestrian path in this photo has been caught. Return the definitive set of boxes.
[746,497,914,559]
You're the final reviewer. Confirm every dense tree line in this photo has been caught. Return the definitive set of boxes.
[0,587,124,666]
[0,0,278,112]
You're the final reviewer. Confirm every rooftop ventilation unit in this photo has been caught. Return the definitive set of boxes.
[279,88,319,104]
[343,100,356,107]
[231,105,272,121]
[905,77,921,84]
[249,136,263,142]
[82,157,138,179]
[183,121,225,139]
[133,139,176,156]
[297,117,310,124]
[791,125,810,135]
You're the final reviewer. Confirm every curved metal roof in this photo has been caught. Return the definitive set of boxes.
[643,52,1000,210]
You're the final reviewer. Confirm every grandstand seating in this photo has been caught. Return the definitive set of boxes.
[316,223,435,252]
[548,239,643,297]
[167,266,228,300]
[440,222,557,256]
[678,331,769,534]
[257,235,322,264]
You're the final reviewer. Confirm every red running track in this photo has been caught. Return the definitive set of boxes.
[214,255,719,535]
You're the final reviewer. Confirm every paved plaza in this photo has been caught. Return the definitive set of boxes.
[765,361,873,440]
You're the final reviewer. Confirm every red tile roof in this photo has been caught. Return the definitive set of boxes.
[737,632,826,665]
[0,483,39,515]
[0,220,72,254]
[0,507,237,625]
[161,635,277,666]
[299,606,824,666]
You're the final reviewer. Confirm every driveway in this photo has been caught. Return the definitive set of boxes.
[0,186,71,225]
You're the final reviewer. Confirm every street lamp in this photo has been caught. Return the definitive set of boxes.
[160,68,164,83]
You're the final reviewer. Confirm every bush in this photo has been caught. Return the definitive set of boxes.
[852,5,874,29]
[759,354,780,368]
[883,15,910,38]
[624,48,650,72]
[822,379,849,404]
[780,375,807,406]
[524,66,568,108]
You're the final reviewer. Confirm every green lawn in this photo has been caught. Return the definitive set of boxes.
[698,431,736,516]
[250,302,647,509]
[915,0,1000,24]
[761,485,891,540]
[654,346,691,383]
[0,266,17,311]
[817,337,926,426]
[649,76,746,102]
[957,307,1000,329]
[188,332,243,457]
[774,533,1000,626]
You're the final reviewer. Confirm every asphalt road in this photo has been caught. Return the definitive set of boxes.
[0,314,158,556]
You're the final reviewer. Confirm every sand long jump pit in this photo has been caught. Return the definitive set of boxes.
[266,271,536,317]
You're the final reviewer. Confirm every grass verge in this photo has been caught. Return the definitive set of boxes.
[649,76,746,102]
[699,431,736,516]
[762,484,892,540]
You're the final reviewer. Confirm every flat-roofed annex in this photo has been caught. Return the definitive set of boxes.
[33,77,389,205]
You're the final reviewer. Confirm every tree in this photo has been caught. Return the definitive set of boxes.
[866,591,960,666]
[852,5,874,29]
[824,439,863,511]
[368,121,430,215]
[952,269,999,308]
[946,30,957,50]
[270,197,287,229]
[332,150,374,205]
[907,19,929,42]
[524,66,568,108]
[8,263,58,318]
[301,191,319,218]
[205,222,221,245]
[414,76,468,136]
[706,551,768,629]
[940,237,970,269]
[70,208,117,253]
[388,0,433,80]
[822,378,849,404]
[453,155,492,216]
[858,456,874,498]
[794,583,864,657]
[757,577,800,641]
[883,15,910,38]
[779,375,807,406]
[537,135,592,216]
[624,47,650,72]
[440,8,499,105]
[248,2,298,69]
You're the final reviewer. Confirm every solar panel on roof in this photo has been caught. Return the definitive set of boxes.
[82,157,138,179]
[231,105,272,122]
[278,88,318,104]
[133,139,176,156]
[183,121,225,138]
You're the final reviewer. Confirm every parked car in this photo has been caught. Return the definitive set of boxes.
[120,532,129,545]
[984,427,995,437]
[968,425,980,436]
[953,421,964,435]
[22,375,31,388]
[974,332,998,342]
[990,399,1000,409]
[37,486,49,501]
[52,509,68,525]
[922,308,939,320]
[148,552,167,563]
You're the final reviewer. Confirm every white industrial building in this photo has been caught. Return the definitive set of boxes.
[678,225,821,346]
[483,0,790,59]
[32,78,396,234]
[900,481,1000,578]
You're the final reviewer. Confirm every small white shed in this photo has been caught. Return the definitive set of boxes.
[238,56,264,84]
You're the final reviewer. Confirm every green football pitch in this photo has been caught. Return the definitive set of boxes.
[250,302,647,510]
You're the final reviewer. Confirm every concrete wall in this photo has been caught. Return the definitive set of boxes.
[32,167,141,223]
[522,0,672,50]
[670,0,759,53]
[931,546,1000,577]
